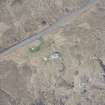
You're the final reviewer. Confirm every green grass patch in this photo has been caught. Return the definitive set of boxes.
[28,37,44,53]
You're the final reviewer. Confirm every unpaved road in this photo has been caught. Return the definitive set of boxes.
[0,0,98,55]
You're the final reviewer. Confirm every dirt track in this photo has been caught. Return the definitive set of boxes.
[0,0,98,55]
